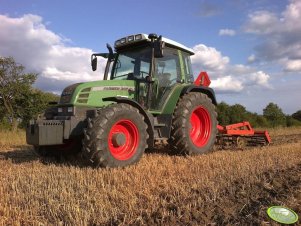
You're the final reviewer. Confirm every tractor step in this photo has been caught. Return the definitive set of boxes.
[154,123,166,127]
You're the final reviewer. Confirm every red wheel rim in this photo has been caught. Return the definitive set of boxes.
[108,119,139,160]
[190,106,211,147]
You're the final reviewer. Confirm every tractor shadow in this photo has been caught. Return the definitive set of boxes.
[146,142,180,156]
[40,154,91,168]
[0,146,90,168]
[0,146,40,164]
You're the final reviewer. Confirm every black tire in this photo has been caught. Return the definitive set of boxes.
[168,92,217,155]
[82,103,148,168]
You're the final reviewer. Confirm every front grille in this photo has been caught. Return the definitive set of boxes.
[76,88,90,104]
[42,121,63,126]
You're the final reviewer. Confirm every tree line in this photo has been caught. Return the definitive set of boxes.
[0,56,300,130]
[217,102,301,128]
[0,57,59,130]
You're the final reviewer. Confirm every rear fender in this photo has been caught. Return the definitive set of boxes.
[182,85,217,105]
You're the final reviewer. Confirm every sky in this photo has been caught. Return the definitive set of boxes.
[0,0,300,114]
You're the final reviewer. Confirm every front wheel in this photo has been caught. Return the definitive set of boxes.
[82,103,148,168]
[168,92,217,155]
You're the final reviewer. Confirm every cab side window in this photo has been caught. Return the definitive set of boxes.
[182,51,194,83]
[154,48,181,87]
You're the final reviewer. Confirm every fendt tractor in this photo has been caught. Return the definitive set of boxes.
[26,33,269,168]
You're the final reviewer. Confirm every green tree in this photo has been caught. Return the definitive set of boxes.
[244,112,257,127]
[0,57,59,130]
[17,89,59,128]
[228,104,247,124]
[0,57,37,130]
[217,102,230,125]
[286,115,301,127]
[263,102,286,127]
[292,110,301,121]
[254,114,269,128]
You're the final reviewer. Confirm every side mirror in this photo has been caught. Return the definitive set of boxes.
[148,33,165,58]
[91,56,97,71]
[154,40,165,58]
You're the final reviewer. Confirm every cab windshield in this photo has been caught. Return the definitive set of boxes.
[110,46,151,80]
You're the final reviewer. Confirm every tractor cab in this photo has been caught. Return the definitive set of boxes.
[91,33,195,111]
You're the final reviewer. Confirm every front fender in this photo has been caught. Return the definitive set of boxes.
[102,97,155,148]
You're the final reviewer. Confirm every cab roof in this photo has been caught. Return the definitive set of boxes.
[114,33,194,55]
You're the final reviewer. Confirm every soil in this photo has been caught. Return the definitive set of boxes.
[104,164,301,226]
[137,133,301,225]
[272,133,301,146]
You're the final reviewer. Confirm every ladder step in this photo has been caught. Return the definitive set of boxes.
[155,138,168,141]
[154,123,166,127]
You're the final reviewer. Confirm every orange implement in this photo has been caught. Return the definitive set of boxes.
[217,121,271,147]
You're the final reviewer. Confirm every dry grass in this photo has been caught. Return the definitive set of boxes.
[0,130,27,150]
[267,126,301,136]
[0,128,300,225]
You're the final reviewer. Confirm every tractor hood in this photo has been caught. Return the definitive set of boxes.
[59,80,136,107]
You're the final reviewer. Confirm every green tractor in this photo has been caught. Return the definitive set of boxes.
[26,33,218,167]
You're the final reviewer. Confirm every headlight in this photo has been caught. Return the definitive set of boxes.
[115,40,121,46]
[135,34,142,40]
[67,107,73,113]
[120,38,126,44]
[128,35,134,42]
[58,108,63,113]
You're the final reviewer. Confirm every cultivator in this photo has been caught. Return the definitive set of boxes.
[216,122,271,149]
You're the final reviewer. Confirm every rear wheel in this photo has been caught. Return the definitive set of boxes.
[168,92,217,155]
[82,103,148,168]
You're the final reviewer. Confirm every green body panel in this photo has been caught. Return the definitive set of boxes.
[69,80,136,107]
[62,78,188,115]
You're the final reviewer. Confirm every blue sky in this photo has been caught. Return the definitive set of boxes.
[1,0,300,114]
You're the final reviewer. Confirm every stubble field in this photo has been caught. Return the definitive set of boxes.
[0,127,300,225]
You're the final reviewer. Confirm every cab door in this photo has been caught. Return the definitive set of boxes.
[150,47,182,111]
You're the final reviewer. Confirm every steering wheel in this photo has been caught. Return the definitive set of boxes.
[140,71,149,78]
[169,78,178,84]
[160,78,177,87]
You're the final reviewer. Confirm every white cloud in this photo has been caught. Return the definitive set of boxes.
[249,71,270,87]
[0,14,106,93]
[247,54,256,63]
[244,11,279,34]
[191,44,229,72]
[283,59,301,72]
[191,44,271,93]
[219,29,236,36]
[244,0,301,72]
[211,76,243,92]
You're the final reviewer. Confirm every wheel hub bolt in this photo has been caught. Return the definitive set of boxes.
[112,133,126,147]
